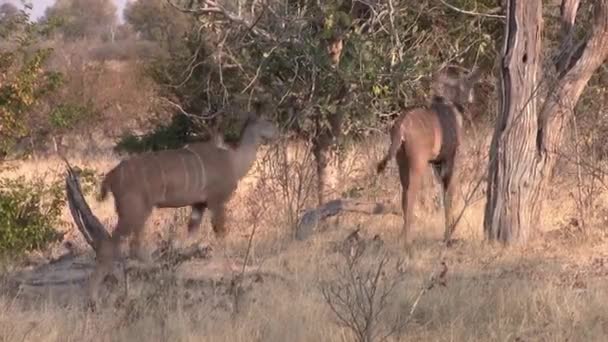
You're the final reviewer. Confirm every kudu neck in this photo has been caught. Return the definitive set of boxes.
[230,122,262,180]
[431,95,466,114]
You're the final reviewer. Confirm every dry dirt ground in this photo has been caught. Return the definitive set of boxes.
[1,138,608,342]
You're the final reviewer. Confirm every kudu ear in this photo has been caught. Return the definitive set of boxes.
[243,111,258,127]
[432,67,460,99]
[251,100,264,117]
[467,66,482,84]
[434,68,460,88]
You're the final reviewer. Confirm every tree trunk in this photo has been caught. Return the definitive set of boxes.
[484,0,544,244]
[312,106,343,206]
[485,0,608,244]
[312,135,330,206]
[536,0,608,211]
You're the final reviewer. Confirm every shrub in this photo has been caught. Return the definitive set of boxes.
[114,113,192,154]
[113,112,245,154]
[49,101,97,130]
[0,176,65,255]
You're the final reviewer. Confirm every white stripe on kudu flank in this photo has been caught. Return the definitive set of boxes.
[139,158,151,200]
[119,160,125,189]
[179,153,189,192]
[185,146,206,190]
[155,155,167,202]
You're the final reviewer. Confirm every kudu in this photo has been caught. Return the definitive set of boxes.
[88,112,278,303]
[376,66,481,247]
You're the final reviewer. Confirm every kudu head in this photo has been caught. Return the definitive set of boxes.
[432,65,482,107]
[241,110,279,144]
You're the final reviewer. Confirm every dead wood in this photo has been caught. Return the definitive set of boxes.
[295,199,401,241]
[63,156,110,252]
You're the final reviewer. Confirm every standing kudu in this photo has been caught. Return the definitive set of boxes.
[376,66,481,247]
[89,112,278,303]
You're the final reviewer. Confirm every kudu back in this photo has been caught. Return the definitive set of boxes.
[376,66,481,247]
[88,112,278,303]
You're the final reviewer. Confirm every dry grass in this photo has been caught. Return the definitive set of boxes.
[1,134,608,342]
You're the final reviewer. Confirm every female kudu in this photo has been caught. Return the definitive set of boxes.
[376,66,481,247]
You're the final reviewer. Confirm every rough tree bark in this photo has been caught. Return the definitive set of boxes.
[484,0,608,244]
[312,93,345,206]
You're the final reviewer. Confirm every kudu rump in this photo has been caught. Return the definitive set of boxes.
[376,66,481,246]
[89,112,278,302]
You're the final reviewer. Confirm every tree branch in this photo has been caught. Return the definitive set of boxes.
[553,0,583,74]
[439,0,505,19]
[540,0,608,162]
[166,0,276,41]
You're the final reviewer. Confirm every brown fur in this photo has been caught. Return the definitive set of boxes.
[376,66,481,247]
[88,113,278,303]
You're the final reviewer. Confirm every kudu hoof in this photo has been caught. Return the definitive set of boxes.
[86,298,98,313]
[444,238,458,248]
[129,249,153,265]
[401,240,415,258]
[376,160,388,174]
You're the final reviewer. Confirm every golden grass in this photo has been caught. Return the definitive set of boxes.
[1,136,608,342]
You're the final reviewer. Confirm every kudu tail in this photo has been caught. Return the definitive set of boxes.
[376,123,402,174]
[97,170,113,202]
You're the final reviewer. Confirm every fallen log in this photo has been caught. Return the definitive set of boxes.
[296,198,401,241]
[63,156,109,252]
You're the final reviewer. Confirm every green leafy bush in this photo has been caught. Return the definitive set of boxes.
[113,110,253,154]
[49,101,96,130]
[114,113,192,154]
[0,176,64,255]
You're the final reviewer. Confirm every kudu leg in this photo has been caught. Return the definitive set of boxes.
[89,208,147,305]
[434,161,457,244]
[187,202,208,234]
[88,235,116,306]
[210,204,237,271]
[396,150,424,250]
[128,210,152,262]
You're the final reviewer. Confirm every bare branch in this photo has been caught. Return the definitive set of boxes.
[240,44,281,94]
[160,97,221,120]
[166,0,276,41]
[439,0,505,19]
[553,0,583,74]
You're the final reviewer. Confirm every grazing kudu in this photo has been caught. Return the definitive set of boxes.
[376,66,481,247]
[88,112,278,303]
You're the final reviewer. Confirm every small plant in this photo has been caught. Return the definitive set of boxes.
[49,102,96,130]
[253,140,317,234]
[320,240,406,342]
[0,176,65,254]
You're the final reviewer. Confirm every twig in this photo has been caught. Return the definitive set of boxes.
[404,253,449,325]
[387,0,402,66]
[240,44,281,94]
[166,0,276,41]
[172,60,205,89]
[571,112,587,232]
[240,217,258,277]
[439,0,505,19]
[160,97,221,120]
